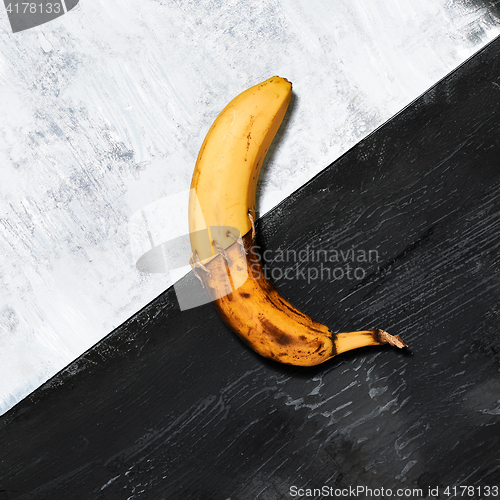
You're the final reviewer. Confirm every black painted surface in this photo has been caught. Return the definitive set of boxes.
[1,37,500,500]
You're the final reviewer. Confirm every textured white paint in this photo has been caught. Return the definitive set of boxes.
[0,0,499,415]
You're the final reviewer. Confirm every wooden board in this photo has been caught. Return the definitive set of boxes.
[1,35,500,500]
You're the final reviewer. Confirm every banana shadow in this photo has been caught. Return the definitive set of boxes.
[237,334,413,380]
[254,90,298,218]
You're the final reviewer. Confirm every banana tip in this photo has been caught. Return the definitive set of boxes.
[273,75,292,86]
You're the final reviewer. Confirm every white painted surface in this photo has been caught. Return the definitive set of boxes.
[0,0,499,415]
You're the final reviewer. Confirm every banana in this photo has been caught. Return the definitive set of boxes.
[188,76,406,366]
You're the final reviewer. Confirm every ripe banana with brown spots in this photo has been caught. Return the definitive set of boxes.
[188,76,406,366]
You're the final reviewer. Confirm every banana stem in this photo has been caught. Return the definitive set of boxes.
[334,329,407,355]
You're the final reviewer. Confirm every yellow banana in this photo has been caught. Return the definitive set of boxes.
[188,76,406,366]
